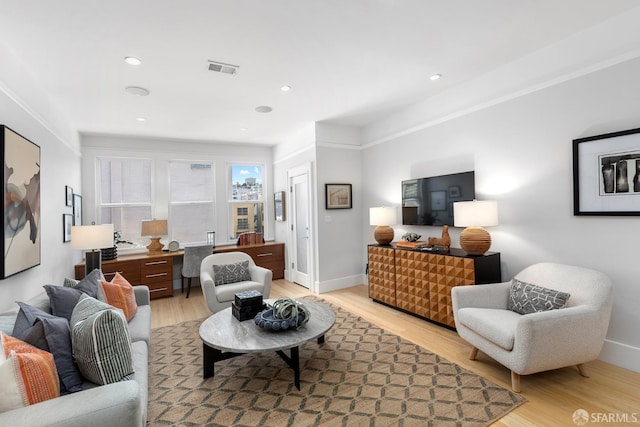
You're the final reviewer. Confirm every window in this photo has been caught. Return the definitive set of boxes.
[169,161,215,245]
[229,164,264,239]
[98,158,152,241]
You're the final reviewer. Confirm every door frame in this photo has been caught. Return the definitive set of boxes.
[287,162,316,292]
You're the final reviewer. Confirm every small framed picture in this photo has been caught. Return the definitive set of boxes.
[325,183,352,209]
[448,185,461,198]
[73,193,82,225]
[63,214,73,242]
[65,185,73,207]
[274,191,286,221]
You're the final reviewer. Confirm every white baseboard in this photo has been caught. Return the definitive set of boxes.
[317,274,366,294]
[599,339,640,373]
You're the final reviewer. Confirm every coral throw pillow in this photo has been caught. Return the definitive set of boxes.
[99,272,138,321]
[0,332,60,413]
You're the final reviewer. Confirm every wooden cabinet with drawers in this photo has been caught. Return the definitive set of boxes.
[75,253,174,299]
[368,244,501,328]
[75,241,286,299]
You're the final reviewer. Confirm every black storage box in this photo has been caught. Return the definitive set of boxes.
[234,290,263,308]
[232,302,266,322]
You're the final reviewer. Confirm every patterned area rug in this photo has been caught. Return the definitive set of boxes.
[148,298,525,426]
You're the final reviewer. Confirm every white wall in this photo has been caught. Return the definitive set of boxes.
[0,41,81,311]
[360,56,640,373]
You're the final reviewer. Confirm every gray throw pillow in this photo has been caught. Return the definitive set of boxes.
[44,284,84,321]
[70,294,134,385]
[12,302,84,394]
[64,268,107,302]
[213,260,251,286]
[507,278,571,315]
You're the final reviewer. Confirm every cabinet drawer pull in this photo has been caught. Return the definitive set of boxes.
[257,253,273,257]
[145,260,167,266]
[149,287,168,293]
[145,273,168,278]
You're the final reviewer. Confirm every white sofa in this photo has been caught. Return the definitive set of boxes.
[0,286,151,427]
[452,262,613,392]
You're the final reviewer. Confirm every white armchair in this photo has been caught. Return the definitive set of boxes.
[451,262,613,392]
[200,252,272,314]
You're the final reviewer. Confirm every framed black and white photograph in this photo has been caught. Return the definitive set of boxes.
[73,193,82,225]
[325,183,352,209]
[448,185,461,198]
[573,127,640,216]
[1,125,41,279]
[65,185,73,206]
[63,214,73,242]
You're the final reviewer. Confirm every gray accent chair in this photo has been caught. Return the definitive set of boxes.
[200,252,272,314]
[451,262,613,392]
[181,244,213,298]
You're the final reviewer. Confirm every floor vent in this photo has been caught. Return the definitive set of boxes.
[208,60,239,75]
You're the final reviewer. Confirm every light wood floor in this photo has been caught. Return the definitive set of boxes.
[151,280,640,427]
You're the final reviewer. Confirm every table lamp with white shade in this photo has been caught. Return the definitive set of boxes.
[71,224,115,276]
[369,206,397,245]
[453,200,498,255]
[141,219,168,252]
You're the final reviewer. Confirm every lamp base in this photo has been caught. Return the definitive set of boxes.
[146,237,165,252]
[85,250,102,276]
[374,225,394,245]
[460,226,491,255]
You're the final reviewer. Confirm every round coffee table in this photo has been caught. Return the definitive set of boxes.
[199,299,335,390]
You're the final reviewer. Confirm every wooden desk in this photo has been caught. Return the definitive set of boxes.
[75,241,285,299]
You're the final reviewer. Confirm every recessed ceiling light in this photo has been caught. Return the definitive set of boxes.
[280,85,291,92]
[240,127,248,131]
[255,106,273,113]
[124,56,142,66]
[430,73,442,81]
[136,117,146,122]
[125,86,150,96]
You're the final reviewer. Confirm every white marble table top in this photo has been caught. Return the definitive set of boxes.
[199,299,336,353]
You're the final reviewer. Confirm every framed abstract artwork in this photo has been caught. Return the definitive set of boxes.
[1,125,41,278]
[325,183,352,209]
[573,127,640,215]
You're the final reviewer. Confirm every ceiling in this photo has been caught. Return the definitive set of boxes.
[0,1,637,146]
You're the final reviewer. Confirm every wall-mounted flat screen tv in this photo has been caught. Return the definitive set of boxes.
[401,171,475,226]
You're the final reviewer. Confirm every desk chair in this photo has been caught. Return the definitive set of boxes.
[237,232,264,245]
[181,244,213,298]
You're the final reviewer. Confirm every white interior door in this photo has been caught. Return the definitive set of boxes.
[290,172,311,288]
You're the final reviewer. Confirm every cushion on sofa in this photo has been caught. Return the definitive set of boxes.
[12,302,83,394]
[507,278,571,315]
[99,273,138,322]
[64,268,107,302]
[0,332,60,413]
[44,285,84,321]
[213,260,251,286]
[70,294,134,385]
[457,307,521,351]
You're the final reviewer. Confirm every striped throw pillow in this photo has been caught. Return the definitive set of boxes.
[99,272,138,321]
[70,294,134,385]
[0,332,60,413]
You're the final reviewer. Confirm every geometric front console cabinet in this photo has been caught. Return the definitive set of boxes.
[368,244,501,328]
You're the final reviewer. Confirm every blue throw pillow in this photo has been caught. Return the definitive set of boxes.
[12,302,84,394]
[44,284,84,321]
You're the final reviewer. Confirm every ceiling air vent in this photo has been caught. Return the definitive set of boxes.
[208,60,239,75]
